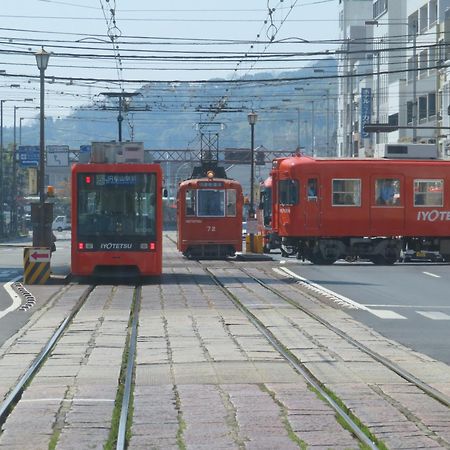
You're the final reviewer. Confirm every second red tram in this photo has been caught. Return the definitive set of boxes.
[71,163,163,277]
[271,155,450,264]
[177,173,243,258]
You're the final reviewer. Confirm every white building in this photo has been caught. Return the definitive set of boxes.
[338,0,450,158]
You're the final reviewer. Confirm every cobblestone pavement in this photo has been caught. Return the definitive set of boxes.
[0,236,449,449]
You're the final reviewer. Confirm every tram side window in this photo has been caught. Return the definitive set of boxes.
[185,190,196,216]
[226,189,237,216]
[197,189,225,216]
[375,178,401,205]
[332,179,361,206]
[414,179,443,206]
[278,180,299,205]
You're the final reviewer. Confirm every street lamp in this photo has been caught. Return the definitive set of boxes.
[247,111,258,253]
[247,111,258,218]
[35,47,50,247]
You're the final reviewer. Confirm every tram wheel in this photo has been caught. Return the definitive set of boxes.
[309,253,337,265]
[370,255,397,265]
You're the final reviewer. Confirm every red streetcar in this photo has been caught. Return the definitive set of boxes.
[177,169,243,259]
[271,154,450,264]
[71,162,163,277]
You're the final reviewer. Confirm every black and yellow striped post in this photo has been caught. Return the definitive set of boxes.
[23,247,51,284]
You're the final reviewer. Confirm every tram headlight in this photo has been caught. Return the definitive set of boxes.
[207,170,214,179]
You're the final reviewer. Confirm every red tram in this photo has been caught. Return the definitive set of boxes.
[71,163,163,277]
[177,171,243,258]
[271,155,450,264]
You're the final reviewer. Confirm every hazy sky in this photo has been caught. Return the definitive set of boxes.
[0,0,341,125]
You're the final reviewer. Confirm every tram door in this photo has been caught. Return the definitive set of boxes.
[304,177,320,231]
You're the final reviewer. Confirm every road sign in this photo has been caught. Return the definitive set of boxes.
[18,145,39,168]
[47,151,69,167]
[29,248,51,262]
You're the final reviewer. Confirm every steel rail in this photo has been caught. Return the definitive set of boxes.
[242,266,450,410]
[116,285,142,450]
[203,266,379,450]
[0,284,95,425]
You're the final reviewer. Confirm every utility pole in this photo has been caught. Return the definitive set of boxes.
[412,20,418,143]
[100,92,140,142]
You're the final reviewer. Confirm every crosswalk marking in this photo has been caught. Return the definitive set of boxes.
[417,311,450,320]
[367,309,407,319]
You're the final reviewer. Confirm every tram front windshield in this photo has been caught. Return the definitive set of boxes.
[77,173,157,237]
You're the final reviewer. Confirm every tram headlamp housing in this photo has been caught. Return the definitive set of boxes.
[207,170,214,179]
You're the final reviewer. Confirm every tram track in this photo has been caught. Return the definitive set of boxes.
[199,262,379,449]
[241,265,450,409]
[0,283,142,450]
[194,258,450,449]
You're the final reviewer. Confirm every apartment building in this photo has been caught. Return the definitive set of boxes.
[337,0,450,158]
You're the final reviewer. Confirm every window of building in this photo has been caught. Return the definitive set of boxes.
[429,0,438,26]
[419,50,428,78]
[407,101,413,124]
[373,0,388,19]
[419,96,427,120]
[332,179,361,206]
[388,113,398,126]
[414,179,443,206]
[428,92,436,118]
[375,178,401,206]
[420,4,428,33]
[278,180,299,205]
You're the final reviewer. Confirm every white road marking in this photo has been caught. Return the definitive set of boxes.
[1,276,23,319]
[365,309,407,320]
[423,272,441,278]
[274,267,371,311]
[417,311,450,320]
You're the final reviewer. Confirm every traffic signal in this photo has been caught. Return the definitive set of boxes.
[47,185,55,197]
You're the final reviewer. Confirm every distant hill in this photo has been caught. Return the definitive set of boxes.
[14,58,337,155]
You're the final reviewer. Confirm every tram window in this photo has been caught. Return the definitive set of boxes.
[262,189,272,227]
[332,179,361,206]
[278,180,299,205]
[414,179,443,206]
[77,173,157,236]
[375,178,400,205]
[307,178,318,199]
[226,189,237,216]
[185,190,196,216]
[197,189,225,216]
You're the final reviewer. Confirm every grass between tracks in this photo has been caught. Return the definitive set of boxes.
[310,385,388,450]
[104,291,137,450]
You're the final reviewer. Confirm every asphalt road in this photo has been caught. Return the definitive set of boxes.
[273,253,450,364]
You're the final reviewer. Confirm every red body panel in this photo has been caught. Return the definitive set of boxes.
[272,155,450,239]
[177,177,243,255]
[71,163,163,277]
